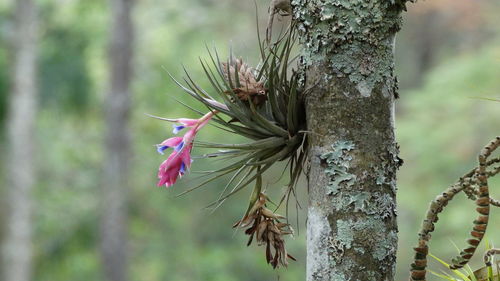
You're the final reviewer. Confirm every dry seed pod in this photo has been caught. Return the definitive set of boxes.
[233,192,294,268]
[261,207,285,220]
[256,220,268,241]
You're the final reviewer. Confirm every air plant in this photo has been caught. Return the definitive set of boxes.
[410,136,500,281]
[150,24,306,268]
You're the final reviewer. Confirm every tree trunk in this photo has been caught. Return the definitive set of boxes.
[414,11,437,86]
[100,0,134,280]
[1,1,38,281]
[292,1,406,280]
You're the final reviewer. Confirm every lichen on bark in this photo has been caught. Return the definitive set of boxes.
[292,0,405,98]
[320,141,357,195]
[293,0,405,280]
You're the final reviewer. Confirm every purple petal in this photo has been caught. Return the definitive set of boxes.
[156,145,169,155]
[172,125,185,134]
[179,162,186,174]
[174,141,184,152]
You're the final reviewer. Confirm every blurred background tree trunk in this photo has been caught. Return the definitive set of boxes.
[293,1,406,280]
[100,0,134,280]
[1,0,38,281]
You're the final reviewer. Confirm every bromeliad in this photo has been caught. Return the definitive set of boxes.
[156,111,217,187]
[150,23,306,268]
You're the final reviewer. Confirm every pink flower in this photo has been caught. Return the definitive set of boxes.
[171,118,199,134]
[156,111,216,187]
[157,141,192,187]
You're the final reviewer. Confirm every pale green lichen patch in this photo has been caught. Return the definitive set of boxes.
[327,190,395,219]
[336,219,355,249]
[320,140,356,195]
[336,217,397,263]
[292,0,405,96]
[376,168,387,185]
[320,141,396,218]
[330,272,347,281]
[352,192,395,219]
[373,229,398,261]
[354,246,365,254]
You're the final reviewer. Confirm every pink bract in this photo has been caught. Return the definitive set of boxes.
[156,111,215,187]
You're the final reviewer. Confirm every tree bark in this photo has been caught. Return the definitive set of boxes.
[292,1,406,280]
[1,1,38,281]
[100,0,134,280]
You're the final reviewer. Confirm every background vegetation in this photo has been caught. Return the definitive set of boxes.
[0,0,499,280]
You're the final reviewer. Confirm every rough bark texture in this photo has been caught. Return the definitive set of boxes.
[1,1,38,281]
[292,1,405,280]
[100,0,134,280]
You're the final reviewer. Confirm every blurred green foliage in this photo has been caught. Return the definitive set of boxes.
[39,20,91,112]
[396,41,500,280]
[0,7,9,127]
[0,0,499,280]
